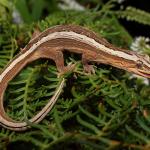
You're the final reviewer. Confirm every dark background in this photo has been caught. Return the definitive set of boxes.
[118,0,150,37]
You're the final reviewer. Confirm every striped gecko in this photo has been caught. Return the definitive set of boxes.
[0,25,150,131]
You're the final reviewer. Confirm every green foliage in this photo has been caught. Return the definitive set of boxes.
[0,1,150,150]
[5,63,63,121]
[0,21,18,69]
[38,10,132,46]
[115,6,150,26]
[14,0,59,23]
[130,36,150,55]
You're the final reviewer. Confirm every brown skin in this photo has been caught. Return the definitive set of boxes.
[95,52,150,78]
[0,24,150,131]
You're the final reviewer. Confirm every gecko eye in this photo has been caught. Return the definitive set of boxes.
[136,60,143,69]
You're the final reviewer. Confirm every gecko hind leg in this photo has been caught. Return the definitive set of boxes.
[82,53,95,74]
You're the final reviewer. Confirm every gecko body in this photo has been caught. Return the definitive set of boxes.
[0,25,150,131]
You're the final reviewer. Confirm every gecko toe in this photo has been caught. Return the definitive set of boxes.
[57,63,76,77]
[83,64,95,74]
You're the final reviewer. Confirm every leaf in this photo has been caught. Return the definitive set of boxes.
[116,6,150,26]
[15,0,32,23]
[31,0,45,21]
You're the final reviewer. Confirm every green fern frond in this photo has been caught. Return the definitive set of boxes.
[38,10,132,46]
[116,6,150,26]
[1,2,150,149]
[5,62,62,122]
[0,21,18,69]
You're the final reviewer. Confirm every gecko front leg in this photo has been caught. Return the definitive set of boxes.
[54,50,76,75]
[41,48,76,75]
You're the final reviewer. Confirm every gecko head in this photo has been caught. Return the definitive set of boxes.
[98,52,150,78]
[130,54,150,78]
[96,50,150,78]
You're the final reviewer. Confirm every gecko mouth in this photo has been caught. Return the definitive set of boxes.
[138,70,150,78]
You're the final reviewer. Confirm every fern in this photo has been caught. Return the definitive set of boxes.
[5,62,63,122]
[0,21,18,69]
[115,6,150,26]
[0,1,150,150]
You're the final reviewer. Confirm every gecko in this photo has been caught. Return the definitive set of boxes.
[0,25,150,131]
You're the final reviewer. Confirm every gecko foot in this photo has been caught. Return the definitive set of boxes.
[57,63,76,77]
[83,64,95,74]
